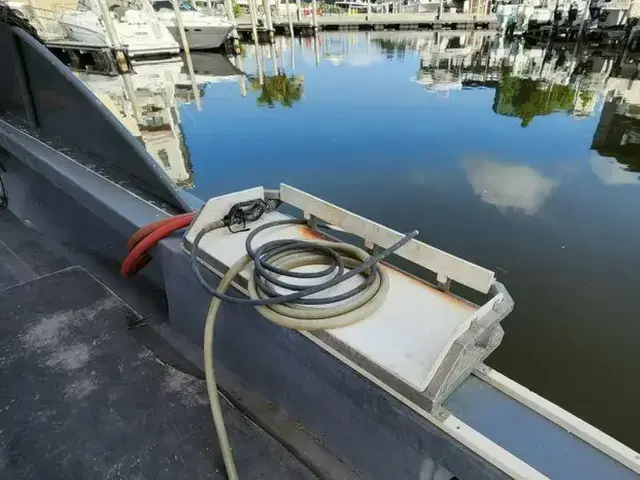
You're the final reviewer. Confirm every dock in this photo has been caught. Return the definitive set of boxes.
[236,13,498,39]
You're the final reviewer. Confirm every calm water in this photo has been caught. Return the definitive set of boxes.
[78,32,640,449]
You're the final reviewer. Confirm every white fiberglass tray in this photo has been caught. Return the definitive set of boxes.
[185,186,498,391]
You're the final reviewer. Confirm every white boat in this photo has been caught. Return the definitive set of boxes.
[56,0,180,57]
[152,0,235,50]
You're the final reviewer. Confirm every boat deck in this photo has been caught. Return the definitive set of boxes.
[0,209,316,479]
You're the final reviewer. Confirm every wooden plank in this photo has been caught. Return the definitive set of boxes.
[475,367,640,475]
[280,184,495,293]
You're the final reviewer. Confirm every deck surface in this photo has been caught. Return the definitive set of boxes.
[0,210,315,479]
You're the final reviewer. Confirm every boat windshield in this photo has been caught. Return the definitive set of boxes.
[152,0,197,11]
[104,0,146,11]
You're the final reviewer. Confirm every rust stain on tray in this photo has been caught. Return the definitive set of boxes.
[297,226,328,241]
[384,264,474,311]
[296,226,474,311]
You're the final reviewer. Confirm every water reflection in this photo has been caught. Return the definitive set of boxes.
[248,74,304,108]
[462,159,556,214]
[590,155,640,185]
[592,78,640,175]
[71,32,640,189]
[75,54,242,187]
[68,31,640,449]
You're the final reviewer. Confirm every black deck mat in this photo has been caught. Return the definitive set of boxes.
[0,267,315,479]
[0,240,35,291]
[0,210,71,281]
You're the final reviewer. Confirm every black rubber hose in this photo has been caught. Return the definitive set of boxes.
[191,218,418,307]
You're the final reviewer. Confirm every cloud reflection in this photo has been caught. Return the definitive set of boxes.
[462,159,556,215]
[590,155,640,186]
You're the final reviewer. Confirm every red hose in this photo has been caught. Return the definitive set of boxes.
[126,213,195,251]
[121,212,196,277]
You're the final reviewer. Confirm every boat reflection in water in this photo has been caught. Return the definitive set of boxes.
[74,53,242,187]
[74,32,640,194]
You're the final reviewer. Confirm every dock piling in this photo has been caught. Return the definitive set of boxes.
[290,35,295,71]
[121,73,143,125]
[270,42,278,73]
[234,55,247,97]
[235,13,499,37]
[262,0,275,41]
[285,0,294,35]
[311,0,319,32]
[223,0,240,53]
[248,0,260,42]
[224,0,235,23]
[170,0,201,110]
[96,0,121,48]
[576,6,591,42]
[313,33,319,66]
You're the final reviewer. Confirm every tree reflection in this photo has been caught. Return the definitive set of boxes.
[372,39,409,60]
[493,67,575,127]
[249,74,304,108]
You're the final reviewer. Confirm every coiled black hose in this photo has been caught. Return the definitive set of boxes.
[191,217,418,479]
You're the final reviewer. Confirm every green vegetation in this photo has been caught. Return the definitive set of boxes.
[249,74,304,108]
[232,0,244,18]
[318,3,346,14]
[579,90,595,110]
[493,67,576,127]
[371,39,409,60]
